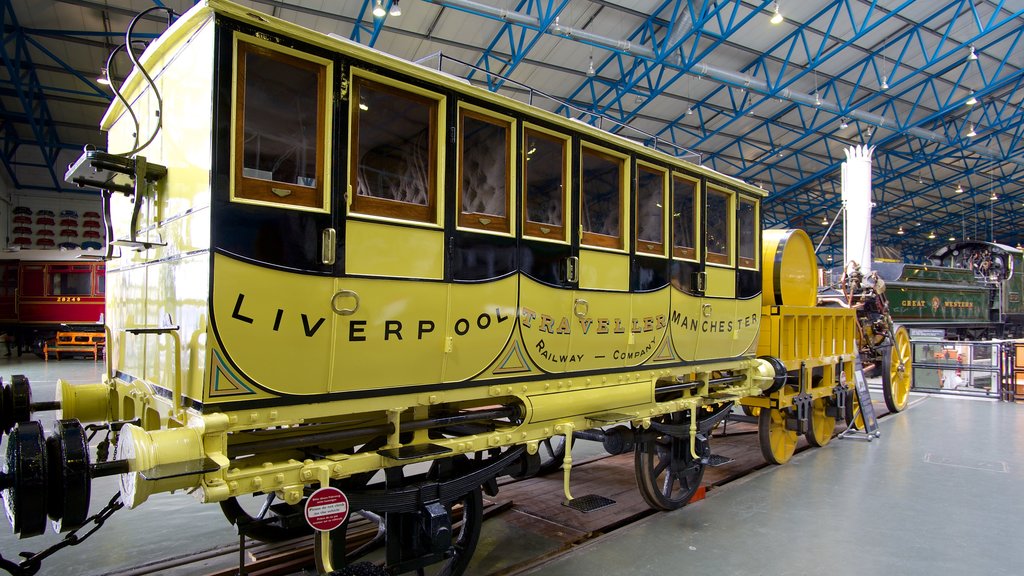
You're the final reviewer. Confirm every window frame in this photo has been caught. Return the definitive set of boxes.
[348,70,446,226]
[522,123,571,243]
[456,104,516,235]
[230,34,333,213]
[579,142,628,251]
[737,195,759,270]
[671,172,701,262]
[47,264,94,297]
[705,184,735,267]
[635,160,668,257]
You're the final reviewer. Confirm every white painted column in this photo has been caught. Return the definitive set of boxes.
[841,145,875,274]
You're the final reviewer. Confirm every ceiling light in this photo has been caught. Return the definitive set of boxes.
[389,0,401,16]
[928,231,936,239]
[880,75,889,90]
[949,236,956,242]
[821,215,829,225]
[359,94,369,111]
[372,0,386,17]
[966,123,977,138]
[969,45,978,61]
[770,2,783,24]
[814,90,821,107]
[587,56,595,77]
[991,192,998,201]
[955,183,963,194]
[897,226,905,235]
[840,117,848,129]
[687,106,694,115]
[966,91,977,106]
[96,69,110,86]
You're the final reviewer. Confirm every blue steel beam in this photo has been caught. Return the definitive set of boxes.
[0,0,63,191]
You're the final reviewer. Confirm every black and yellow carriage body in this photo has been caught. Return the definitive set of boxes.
[0,1,851,573]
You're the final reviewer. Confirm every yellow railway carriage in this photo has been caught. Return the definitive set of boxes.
[0,2,875,575]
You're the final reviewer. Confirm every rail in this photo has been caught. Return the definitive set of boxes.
[908,338,1007,398]
[413,51,702,164]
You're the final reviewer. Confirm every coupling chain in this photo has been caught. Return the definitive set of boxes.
[0,493,124,576]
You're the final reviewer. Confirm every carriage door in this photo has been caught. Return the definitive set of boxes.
[733,194,761,356]
[211,32,338,396]
[569,142,631,371]
[669,172,701,361]
[444,104,519,382]
[695,183,737,360]
[518,124,574,374]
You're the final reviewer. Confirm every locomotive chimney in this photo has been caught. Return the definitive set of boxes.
[841,145,875,274]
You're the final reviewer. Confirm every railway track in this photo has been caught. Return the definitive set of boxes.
[103,402,894,576]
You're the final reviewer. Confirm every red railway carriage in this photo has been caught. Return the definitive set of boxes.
[0,250,105,353]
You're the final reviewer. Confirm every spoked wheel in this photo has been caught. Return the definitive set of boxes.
[634,412,705,511]
[535,434,566,475]
[758,408,797,465]
[882,324,912,413]
[322,462,484,576]
[805,397,836,447]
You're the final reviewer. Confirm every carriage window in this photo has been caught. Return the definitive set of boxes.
[352,77,439,223]
[738,197,757,268]
[234,39,328,210]
[459,110,511,232]
[672,175,698,260]
[581,147,623,249]
[636,165,665,255]
[524,128,566,239]
[49,266,91,296]
[706,187,732,265]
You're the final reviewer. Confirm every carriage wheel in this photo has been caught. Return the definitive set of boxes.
[634,413,705,511]
[758,408,797,465]
[320,467,484,576]
[805,397,836,447]
[882,325,912,413]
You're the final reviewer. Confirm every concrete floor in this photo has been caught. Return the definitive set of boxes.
[524,394,1024,576]
[2,355,1021,576]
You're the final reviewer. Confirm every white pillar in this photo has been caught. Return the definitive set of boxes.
[841,145,875,274]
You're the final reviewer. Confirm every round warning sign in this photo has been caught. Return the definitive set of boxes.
[304,486,349,532]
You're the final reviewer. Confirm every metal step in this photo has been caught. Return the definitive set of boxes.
[563,494,616,513]
[706,454,734,467]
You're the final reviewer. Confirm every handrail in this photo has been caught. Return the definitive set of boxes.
[415,51,702,164]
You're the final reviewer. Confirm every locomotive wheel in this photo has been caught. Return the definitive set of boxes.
[46,419,91,532]
[2,421,48,538]
[535,435,566,475]
[882,325,912,413]
[634,413,705,511]
[758,408,797,465]
[805,397,836,447]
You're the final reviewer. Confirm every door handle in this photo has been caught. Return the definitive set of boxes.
[321,228,336,265]
[573,298,589,320]
[566,256,579,283]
